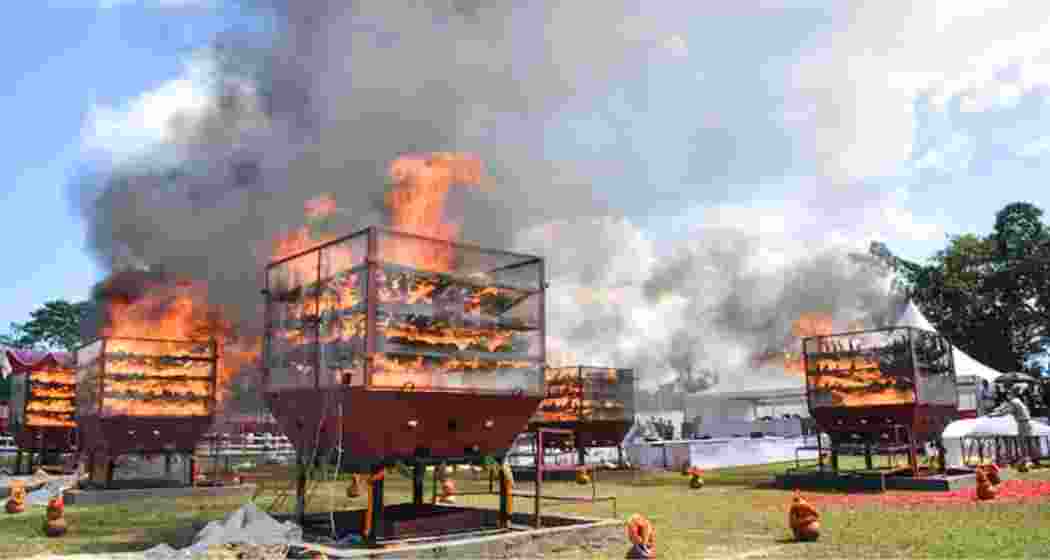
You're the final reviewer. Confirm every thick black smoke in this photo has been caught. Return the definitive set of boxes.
[74,1,695,327]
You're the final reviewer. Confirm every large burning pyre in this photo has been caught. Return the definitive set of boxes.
[803,326,958,473]
[530,366,636,449]
[75,337,218,488]
[264,225,545,469]
[6,350,77,453]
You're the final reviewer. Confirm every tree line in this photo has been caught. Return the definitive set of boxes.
[885,201,1050,375]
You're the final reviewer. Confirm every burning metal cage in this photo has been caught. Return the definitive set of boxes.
[75,336,218,488]
[803,326,958,474]
[6,350,77,453]
[263,226,546,469]
[530,366,637,450]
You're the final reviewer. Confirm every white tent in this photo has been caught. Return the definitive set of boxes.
[892,301,1002,383]
[943,416,1050,439]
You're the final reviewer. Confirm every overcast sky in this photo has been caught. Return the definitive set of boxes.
[3,1,1049,350]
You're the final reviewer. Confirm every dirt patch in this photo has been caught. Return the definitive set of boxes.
[805,479,1050,507]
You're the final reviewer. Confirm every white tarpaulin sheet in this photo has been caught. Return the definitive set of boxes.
[144,503,302,559]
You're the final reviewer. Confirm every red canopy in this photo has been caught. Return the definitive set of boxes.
[4,349,74,373]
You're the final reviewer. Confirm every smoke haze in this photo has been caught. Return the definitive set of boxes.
[75,2,929,393]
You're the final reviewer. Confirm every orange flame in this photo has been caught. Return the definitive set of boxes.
[383,152,486,271]
[805,352,915,406]
[265,153,518,391]
[791,312,836,339]
[95,276,257,416]
[751,313,838,375]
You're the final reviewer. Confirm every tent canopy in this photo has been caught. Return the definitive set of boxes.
[4,349,74,373]
[893,300,1002,383]
[943,416,1050,438]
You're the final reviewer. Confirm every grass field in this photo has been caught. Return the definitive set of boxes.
[4,461,1050,559]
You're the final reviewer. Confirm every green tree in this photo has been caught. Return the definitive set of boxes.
[2,300,91,352]
[891,202,1050,374]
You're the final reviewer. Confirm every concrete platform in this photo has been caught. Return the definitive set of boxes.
[511,468,580,482]
[63,483,256,506]
[775,469,981,492]
[294,510,623,559]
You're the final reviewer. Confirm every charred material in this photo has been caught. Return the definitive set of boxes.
[803,326,958,475]
[75,336,218,489]
[263,226,546,470]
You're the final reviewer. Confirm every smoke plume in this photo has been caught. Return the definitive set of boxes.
[75,1,691,326]
[75,2,914,394]
[513,217,900,391]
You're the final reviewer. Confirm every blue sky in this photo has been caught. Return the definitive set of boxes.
[0,2,242,330]
[2,2,1049,337]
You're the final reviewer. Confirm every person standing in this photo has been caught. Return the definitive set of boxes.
[988,385,1041,467]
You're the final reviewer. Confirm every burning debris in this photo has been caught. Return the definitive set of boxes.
[84,269,260,413]
[76,336,219,488]
[264,224,545,460]
[6,352,77,430]
[534,367,634,425]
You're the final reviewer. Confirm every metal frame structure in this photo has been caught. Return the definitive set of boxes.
[264,225,545,393]
[492,428,617,527]
[75,336,218,489]
[6,351,78,475]
[802,326,959,477]
[263,225,547,529]
[529,366,637,467]
[959,435,1050,466]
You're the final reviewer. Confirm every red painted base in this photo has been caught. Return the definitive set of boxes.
[267,387,542,467]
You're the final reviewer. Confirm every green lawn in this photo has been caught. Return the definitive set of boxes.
[4,461,1050,559]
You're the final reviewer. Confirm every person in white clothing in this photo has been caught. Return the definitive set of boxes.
[988,385,1040,467]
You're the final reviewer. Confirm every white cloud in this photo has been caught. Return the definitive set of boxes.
[789,3,1050,182]
[81,54,216,162]
[80,51,265,165]
[1016,136,1050,159]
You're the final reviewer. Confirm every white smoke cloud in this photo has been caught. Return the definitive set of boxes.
[513,210,902,391]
